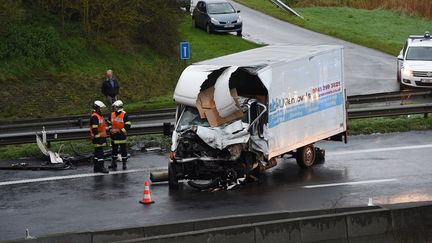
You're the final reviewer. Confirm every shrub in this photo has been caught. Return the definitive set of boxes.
[1,24,66,69]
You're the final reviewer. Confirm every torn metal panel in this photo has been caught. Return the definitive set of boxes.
[196,120,250,150]
[173,65,222,107]
[250,135,269,157]
[213,66,240,117]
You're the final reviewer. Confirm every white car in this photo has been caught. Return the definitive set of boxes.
[397,31,432,90]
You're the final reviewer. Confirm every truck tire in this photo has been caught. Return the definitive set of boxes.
[168,163,179,190]
[296,144,316,168]
[315,147,325,164]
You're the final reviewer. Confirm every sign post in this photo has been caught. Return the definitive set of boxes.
[180,42,190,66]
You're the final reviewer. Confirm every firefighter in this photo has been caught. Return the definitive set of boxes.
[108,100,131,170]
[90,100,109,173]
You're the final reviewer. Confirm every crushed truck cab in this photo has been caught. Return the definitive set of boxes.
[169,45,347,190]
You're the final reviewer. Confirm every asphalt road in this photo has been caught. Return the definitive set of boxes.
[1,131,432,241]
[229,1,398,96]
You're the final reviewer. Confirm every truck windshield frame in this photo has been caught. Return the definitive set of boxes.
[406,46,432,61]
[175,105,250,132]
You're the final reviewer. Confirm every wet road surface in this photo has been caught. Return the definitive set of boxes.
[1,131,432,240]
[229,1,398,96]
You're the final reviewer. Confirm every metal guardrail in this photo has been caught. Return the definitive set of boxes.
[0,122,175,146]
[2,91,429,131]
[270,0,303,19]
[347,90,432,104]
[1,91,432,145]
[0,109,176,133]
[348,103,432,119]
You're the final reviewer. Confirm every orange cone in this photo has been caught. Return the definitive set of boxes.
[139,181,154,204]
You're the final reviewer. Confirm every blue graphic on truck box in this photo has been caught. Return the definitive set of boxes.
[268,81,343,128]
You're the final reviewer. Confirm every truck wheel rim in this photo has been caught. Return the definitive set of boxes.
[304,147,313,166]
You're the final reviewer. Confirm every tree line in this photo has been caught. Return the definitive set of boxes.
[0,0,181,56]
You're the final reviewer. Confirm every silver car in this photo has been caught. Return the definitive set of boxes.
[192,0,242,36]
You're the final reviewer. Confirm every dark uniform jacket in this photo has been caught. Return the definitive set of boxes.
[101,78,119,98]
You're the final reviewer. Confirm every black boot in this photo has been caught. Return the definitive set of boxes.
[108,157,117,170]
[93,158,98,173]
[122,159,127,170]
[96,160,109,174]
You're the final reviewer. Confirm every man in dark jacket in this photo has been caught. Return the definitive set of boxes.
[101,69,119,109]
[108,100,131,170]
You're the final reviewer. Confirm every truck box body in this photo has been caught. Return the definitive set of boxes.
[173,45,346,159]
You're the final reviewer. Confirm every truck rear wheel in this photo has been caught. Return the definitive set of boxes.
[168,163,179,190]
[296,144,316,168]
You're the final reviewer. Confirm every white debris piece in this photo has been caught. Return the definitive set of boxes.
[36,134,63,164]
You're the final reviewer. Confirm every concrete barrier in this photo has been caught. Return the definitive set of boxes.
[3,204,432,243]
[300,214,348,242]
[254,220,301,243]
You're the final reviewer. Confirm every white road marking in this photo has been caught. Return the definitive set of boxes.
[0,167,168,186]
[327,144,432,156]
[1,144,429,187]
[303,178,398,189]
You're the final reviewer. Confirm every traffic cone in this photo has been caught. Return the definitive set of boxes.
[139,181,154,204]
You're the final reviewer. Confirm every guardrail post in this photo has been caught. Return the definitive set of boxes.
[424,113,429,118]
[78,118,83,128]
[163,122,172,136]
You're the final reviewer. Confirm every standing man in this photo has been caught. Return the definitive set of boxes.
[108,100,131,170]
[101,69,119,109]
[90,100,109,174]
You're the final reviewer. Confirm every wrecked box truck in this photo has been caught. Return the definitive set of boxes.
[169,45,347,190]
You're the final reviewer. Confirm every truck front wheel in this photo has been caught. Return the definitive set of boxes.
[296,144,316,168]
[168,163,179,190]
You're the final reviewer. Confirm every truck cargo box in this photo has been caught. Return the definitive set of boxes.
[170,45,347,190]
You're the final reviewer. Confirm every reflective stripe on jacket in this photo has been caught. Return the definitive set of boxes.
[111,111,125,134]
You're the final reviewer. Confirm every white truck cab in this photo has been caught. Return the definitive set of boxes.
[398,31,432,90]
[168,45,348,190]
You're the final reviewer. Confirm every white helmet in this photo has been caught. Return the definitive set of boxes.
[93,100,106,108]
[112,100,123,108]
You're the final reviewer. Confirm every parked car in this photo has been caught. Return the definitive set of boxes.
[397,31,432,90]
[192,0,242,36]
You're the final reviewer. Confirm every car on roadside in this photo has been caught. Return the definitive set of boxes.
[397,31,432,90]
[192,0,242,36]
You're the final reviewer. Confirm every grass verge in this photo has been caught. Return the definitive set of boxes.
[0,134,171,160]
[234,0,432,55]
[0,13,260,120]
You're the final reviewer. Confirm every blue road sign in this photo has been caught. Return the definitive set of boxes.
[180,42,190,60]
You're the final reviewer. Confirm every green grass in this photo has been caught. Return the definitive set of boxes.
[349,115,432,135]
[0,134,171,160]
[0,140,93,160]
[0,14,260,120]
[234,0,432,55]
